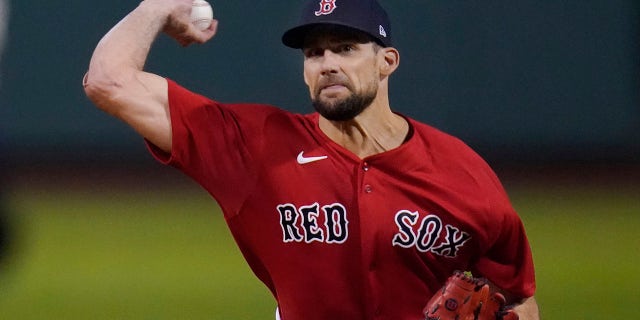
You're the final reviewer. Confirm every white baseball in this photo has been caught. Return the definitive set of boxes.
[190,0,214,31]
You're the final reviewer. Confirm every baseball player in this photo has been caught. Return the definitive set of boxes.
[83,0,539,319]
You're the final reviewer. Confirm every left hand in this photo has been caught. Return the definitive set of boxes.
[423,271,518,320]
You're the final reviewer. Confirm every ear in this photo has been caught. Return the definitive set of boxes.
[379,47,400,76]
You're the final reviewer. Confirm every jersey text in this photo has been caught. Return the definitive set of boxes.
[277,203,349,244]
[392,210,471,257]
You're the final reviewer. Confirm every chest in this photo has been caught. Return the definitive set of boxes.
[242,146,486,261]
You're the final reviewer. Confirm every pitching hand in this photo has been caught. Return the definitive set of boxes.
[150,0,219,46]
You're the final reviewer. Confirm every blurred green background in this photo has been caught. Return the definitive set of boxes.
[1,0,639,319]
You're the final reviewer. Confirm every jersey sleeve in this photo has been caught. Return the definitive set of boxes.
[146,79,274,217]
[472,169,536,299]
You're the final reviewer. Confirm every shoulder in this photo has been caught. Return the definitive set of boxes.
[407,117,508,201]
[408,118,520,240]
[408,118,483,163]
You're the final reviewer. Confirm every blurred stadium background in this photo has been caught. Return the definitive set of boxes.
[1,1,639,319]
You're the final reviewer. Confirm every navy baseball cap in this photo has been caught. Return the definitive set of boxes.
[282,0,392,49]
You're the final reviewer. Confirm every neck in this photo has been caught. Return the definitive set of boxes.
[319,98,409,159]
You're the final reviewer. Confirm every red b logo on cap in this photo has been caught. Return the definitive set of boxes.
[315,0,337,16]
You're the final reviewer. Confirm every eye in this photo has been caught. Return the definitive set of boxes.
[304,48,324,58]
[339,44,354,53]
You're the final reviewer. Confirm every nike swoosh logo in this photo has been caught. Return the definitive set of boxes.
[297,151,328,164]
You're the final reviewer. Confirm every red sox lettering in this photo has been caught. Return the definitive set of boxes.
[277,204,471,257]
[278,203,349,244]
[392,210,471,257]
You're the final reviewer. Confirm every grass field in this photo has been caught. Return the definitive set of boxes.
[0,166,638,319]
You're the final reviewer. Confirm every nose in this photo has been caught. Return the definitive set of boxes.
[319,50,340,76]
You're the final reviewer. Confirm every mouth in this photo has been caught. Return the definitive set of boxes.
[318,81,350,95]
[321,84,346,92]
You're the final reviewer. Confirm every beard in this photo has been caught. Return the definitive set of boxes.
[311,82,378,121]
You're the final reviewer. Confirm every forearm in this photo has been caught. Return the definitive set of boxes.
[513,296,540,320]
[102,4,166,68]
[84,0,215,107]
[83,0,216,152]
[82,1,184,151]
[86,1,172,89]
[484,279,539,320]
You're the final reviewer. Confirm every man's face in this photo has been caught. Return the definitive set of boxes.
[302,30,381,121]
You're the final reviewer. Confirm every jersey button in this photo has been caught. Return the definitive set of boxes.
[364,185,373,193]
[363,162,369,171]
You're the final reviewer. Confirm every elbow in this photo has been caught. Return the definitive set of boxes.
[82,71,102,106]
[82,68,125,115]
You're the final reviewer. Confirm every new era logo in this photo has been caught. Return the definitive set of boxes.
[379,25,387,38]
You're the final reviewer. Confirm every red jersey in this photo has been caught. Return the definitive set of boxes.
[148,80,536,320]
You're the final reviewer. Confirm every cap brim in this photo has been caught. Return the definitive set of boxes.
[281,24,316,49]
[282,22,378,49]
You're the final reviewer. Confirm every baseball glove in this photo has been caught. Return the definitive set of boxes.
[423,271,518,320]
